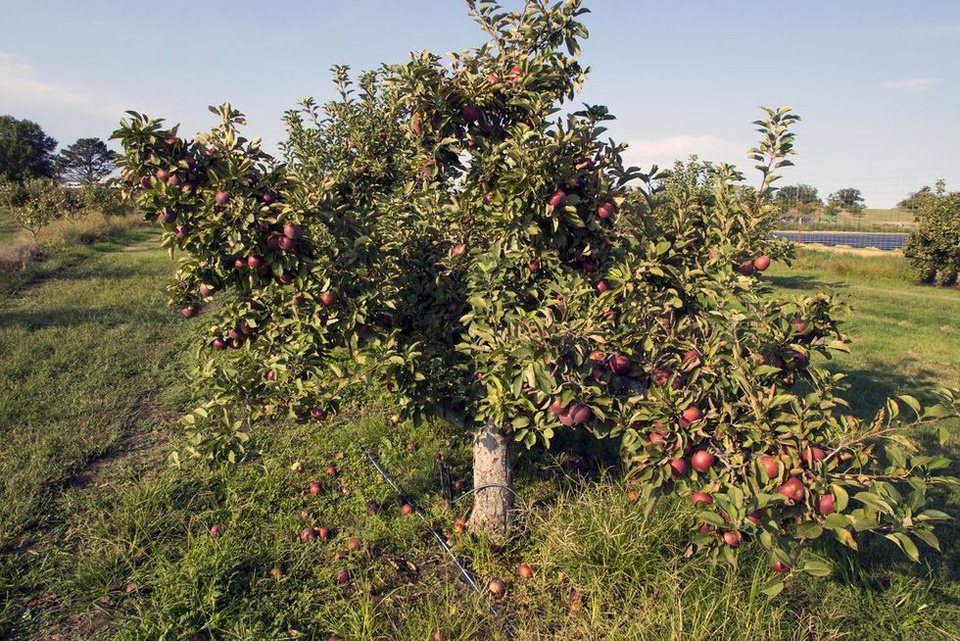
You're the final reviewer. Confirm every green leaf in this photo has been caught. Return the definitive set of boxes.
[913,528,941,552]
[831,484,849,512]
[896,394,921,416]
[761,577,785,597]
[801,560,832,577]
[823,513,852,530]
[795,521,823,540]
[885,532,920,563]
[854,492,893,515]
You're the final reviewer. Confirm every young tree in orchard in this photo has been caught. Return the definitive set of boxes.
[114,0,958,583]
[56,137,117,185]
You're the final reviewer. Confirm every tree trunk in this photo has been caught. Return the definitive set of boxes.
[468,419,514,540]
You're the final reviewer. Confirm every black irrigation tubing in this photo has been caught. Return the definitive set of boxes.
[361,445,516,640]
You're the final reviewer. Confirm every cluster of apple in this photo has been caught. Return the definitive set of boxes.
[736,253,772,276]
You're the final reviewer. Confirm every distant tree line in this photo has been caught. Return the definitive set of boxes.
[773,184,865,218]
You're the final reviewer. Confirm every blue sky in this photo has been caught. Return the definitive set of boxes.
[1,1,957,207]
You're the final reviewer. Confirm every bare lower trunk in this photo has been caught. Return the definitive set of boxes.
[468,420,514,540]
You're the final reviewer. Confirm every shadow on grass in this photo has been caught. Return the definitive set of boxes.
[765,273,851,291]
[827,354,953,421]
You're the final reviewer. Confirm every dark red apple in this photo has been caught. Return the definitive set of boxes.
[155,168,168,182]
[280,222,301,240]
[199,283,215,297]
[488,578,505,597]
[528,258,540,272]
[549,399,566,416]
[678,405,703,428]
[181,305,199,318]
[401,503,415,516]
[647,430,668,446]
[548,189,566,208]
[817,493,835,515]
[462,104,481,122]
[211,337,227,350]
[608,354,630,375]
[568,403,592,425]
[691,491,713,506]
[215,190,232,206]
[691,450,715,473]
[789,350,810,370]
[683,349,702,368]
[309,481,322,495]
[209,524,221,537]
[758,455,780,478]
[778,477,805,501]
[737,261,755,276]
[772,560,790,574]
[753,254,771,271]
[723,530,742,547]
[316,526,330,540]
[334,569,350,584]
[346,537,362,551]
[747,510,763,526]
[311,408,328,421]
[262,192,276,205]
[802,446,826,467]
[300,527,317,542]
[594,279,611,294]
[668,458,688,478]
[518,562,533,579]
[157,208,177,224]
[597,202,615,219]
[319,290,336,307]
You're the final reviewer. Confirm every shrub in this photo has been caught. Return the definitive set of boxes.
[903,183,960,285]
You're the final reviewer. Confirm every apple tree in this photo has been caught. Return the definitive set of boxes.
[903,182,960,286]
[113,0,958,579]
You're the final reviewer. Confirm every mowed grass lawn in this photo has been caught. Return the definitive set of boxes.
[1,239,959,640]
[766,248,960,417]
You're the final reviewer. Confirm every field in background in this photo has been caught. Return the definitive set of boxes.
[777,207,916,233]
[1,237,959,639]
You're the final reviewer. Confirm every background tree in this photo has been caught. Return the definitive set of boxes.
[903,182,960,285]
[0,178,81,240]
[0,115,58,182]
[898,179,945,212]
[775,183,821,216]
[56,137,117,185]
[827,187,865,215]
[115,0,958,582]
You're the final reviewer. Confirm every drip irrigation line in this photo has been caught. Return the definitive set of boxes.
[452,483,517,504]
[361,445,515,641]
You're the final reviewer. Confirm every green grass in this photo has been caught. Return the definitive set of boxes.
[766,248,960,417]
[0,207,20,245]
[776,208,916,232]
[1,242,960,639]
